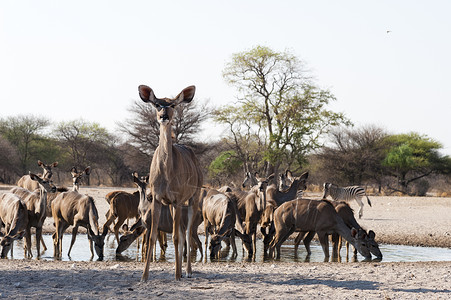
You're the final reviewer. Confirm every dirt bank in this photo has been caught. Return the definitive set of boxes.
[0,185,450,299]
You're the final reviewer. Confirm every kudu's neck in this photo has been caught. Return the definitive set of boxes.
[72,181,78,192]
[159,122,173,166]
[38,186,47,215]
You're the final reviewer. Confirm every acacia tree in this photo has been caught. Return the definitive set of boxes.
[0,136,20,183]
[214,106,267,174]
[53,120,115,184]
[314,125,388,189]
[118,98,211,164]
[382,132,451,195]
[216,46,350,176]
[0,115,51,175]
[208,149,243,186]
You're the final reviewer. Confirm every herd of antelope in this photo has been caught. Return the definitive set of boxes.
[0,85,382,281]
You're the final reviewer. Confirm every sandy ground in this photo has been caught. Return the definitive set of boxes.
[0,185,450,299]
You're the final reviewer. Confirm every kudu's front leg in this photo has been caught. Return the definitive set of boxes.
[203,218,210,263]
[67,225,79,257]
[142,200,162,282]
[35,226,44,258]
[172,204,185,280]
[24,228,33,258]
[185,203,194,278]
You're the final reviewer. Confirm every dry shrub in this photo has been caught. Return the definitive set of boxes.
[307,184,321,193]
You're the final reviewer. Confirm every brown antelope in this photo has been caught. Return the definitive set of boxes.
[0,193,29,258]
[203,188,238,259]
[9,172,56,258]
[268,198,372,260]
[119,172,203,260]
[115,220,167,258]
[9,185,67,253]
[276,170,309,200]
[227,174,271,259]
[294,201,382,260]
[138,85,203,281]
[70,166,91,192]
[241,171,259,188]
[266,171,309,206]
[103,176,141,243]
[17,160,58,191]
[116,203,204,258]
[261,171,309,253]
[51,189,107,260]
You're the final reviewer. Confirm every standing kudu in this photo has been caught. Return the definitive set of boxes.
[9,173,56,258]
[266,171,309,206]
[116,193,204,260]
[71,166,91,192]
[51,188,107,260]
[139,85,203,281]
[230,174,271,259]
[103,175,142,243]
[0,193,29,258]
[17,160,58,191]
[242,171,259,189]
[276,170,309,200]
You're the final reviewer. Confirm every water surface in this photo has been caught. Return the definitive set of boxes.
[7,234,451,263]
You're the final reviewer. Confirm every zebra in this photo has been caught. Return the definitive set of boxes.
[322,182,372,219]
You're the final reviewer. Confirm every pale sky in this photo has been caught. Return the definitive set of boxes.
[1,1,450,154]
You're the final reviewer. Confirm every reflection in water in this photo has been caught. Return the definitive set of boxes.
[6,234,451,263]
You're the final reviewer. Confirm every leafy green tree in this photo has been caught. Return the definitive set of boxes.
[0,115,51,175]
[0,136,20,183]
[382,132,451,195]
[53,120,114,184]
[216,45,350,176]
[208,150,243,186]
[314,125,387,189]
[214,106,267,174]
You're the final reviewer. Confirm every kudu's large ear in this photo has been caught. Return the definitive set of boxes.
[300,171,309,181]
[175,85,196,105]
[138,85,157,104]
[84,166,91,175]
[132,172,140,184]
[38,160,44,166]
[52,162,59,167]
[29,172,40,182]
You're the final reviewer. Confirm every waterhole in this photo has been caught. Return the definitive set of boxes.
[6,234,451,263]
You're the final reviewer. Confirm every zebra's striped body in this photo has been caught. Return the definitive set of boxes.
[322,183,372,219]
